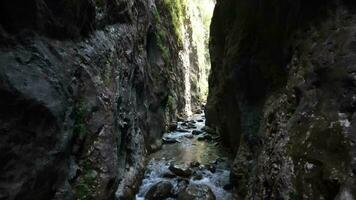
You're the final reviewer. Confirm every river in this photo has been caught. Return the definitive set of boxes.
[135,113,233,200]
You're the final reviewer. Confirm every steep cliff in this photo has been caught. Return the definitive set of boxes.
[207,0,356,199]
[159,0,213,115]
[0,0,204,199]
[184,0,214,112]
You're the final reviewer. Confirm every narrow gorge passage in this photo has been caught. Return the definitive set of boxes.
[1,0,356,200]
[135,112,232,200]
[131,0,231,198]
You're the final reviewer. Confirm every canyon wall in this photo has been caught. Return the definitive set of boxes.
[207,0,356,199]
[0,0,206,199]
[164,0,212,115]
[184,0,213,112]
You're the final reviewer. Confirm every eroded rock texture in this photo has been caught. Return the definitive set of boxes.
[207,0,356,199]
[0,0,194,199]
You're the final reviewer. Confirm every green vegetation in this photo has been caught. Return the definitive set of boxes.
[152,9,171,65]
[72,99,94,199]
[166,95,174,112]
[155,0,215,103]
[153,0,188,62]
[162,0,186,45]
[188,0,215,102]
[191,0,215,31]
[73,98,87,138]
[74,160,97,200]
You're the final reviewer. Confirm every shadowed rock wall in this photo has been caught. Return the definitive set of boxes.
[207,0,356,199]
[0,0,197,199]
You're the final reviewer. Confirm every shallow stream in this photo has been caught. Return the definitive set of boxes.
[135,113,233,200]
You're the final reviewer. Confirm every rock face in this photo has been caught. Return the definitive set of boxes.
[0,0,203,199]
[207,0,356,199]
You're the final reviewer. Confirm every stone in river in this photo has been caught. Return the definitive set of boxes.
[189,161,200,168]
[192,171,203,180]
[162,137,179,144]
[162,172,177,179]
[223,183,233,191]
[145,181,173,200]
[206,164,216,173]
[192,130,203,135]
[173,178,190,197]
[201,126,216,135]
[177,129,190,133]
[185,134,194,139]
[169,164,192,178]
[177,184,216,200]
[189,120,197,124]
[168,122,178,132]
[187,123,197,129]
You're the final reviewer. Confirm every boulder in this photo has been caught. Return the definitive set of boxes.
[187,123,197,129]
[192,130,203,135]
[211,158,225,165]
[169,164,192,177]
[177,184,216,200]
[168,122,178,132]
[206,164,216,173]
[190,161,200,168]
[173,178,190,197]
[162,172,177,179]
[201,126,216,135]
[195,109,203,114]
[223,183,233,191]
[181,122,188,126]
[192,172,203,180]
[185,134,194,139]
[197,134,213,141]
[149,139,163,152]
[162,137,179,144]
[145,181,173,200]
[177,129,190,133]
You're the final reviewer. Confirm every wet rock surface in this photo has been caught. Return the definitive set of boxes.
[0,0,203,199]
[207,0,356,199]
[192,130,203,135]
[169,165,193,178]
[173,179,190,196]
[135,113,232,200]
[177,184,216,200]
[162,137,180,144]
[145,181,173,200]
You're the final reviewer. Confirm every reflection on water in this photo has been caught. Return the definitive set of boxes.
[135,113,233,200]
[152,135,229,165]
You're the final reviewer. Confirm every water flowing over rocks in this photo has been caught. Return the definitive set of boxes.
[135,113,233,200]
[2,0,355,199]
[168,165,193,178]
[177,184,216,200]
